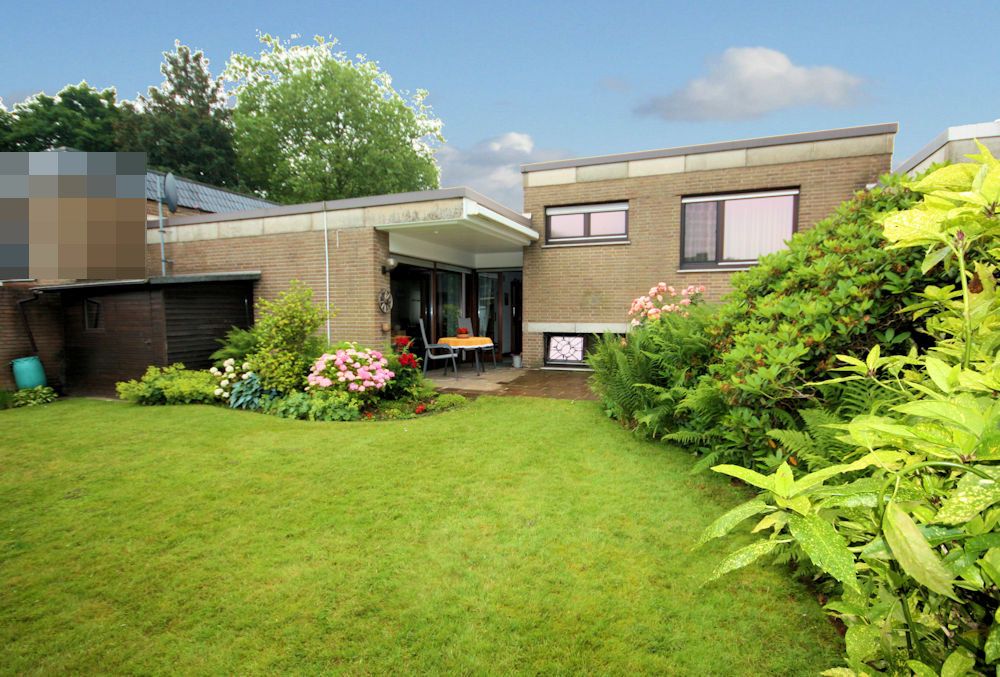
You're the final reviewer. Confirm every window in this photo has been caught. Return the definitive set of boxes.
[681,189,798,268]
[544,333,607,366]
[545,202,628,245]
[84,298,102,330]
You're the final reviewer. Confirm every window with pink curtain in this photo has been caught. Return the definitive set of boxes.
[681,190,797,267]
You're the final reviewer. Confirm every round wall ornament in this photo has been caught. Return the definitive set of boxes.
[377,288,393,314]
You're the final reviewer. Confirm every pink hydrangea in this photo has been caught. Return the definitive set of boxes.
[307,345,396,400]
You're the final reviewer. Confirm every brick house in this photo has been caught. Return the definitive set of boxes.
[4,122,898,391]
[138,122,895,369]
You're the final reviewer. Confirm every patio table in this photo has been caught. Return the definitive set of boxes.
[439,336,493,375]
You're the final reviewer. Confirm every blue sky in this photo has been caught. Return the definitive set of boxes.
[4,0,998,206]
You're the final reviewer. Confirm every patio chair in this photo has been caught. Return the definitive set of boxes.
[418,318,459,377]
[459,317,497,370]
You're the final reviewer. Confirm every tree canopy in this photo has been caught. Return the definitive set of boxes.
[121,42,238,187]
[0,82,126,151]
[225,35,443,203]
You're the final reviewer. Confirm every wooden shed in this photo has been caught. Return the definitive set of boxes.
[33,272,259,395]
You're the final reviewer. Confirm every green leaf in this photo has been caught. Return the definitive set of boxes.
[940,648,974,677]
[710,465,774,492]
[774,462,794,498]
[820,669,857,677]
[906,661,937,677]
[704,540,783,584]
[921,244,951,273]
[751,512,787,533]
[865,344,880,372]
[893,399,985,436]
[788,514,858,591]
[882,501,955,599]
[934,466,1000,524]
[845,624,880,663]
[924,356,957,393]
[986,610,1000,664]
[696,499,770,547]
[908,162,978,193]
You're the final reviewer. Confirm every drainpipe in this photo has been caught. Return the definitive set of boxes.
[323,207,331,342]
[158,183,167,276]
[16,294,40,354]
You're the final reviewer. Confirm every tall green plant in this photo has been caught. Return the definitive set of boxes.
[249,281,326,393]
[700,147,1000,675]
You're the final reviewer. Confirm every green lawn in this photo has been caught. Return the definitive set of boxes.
[0,397,841,675]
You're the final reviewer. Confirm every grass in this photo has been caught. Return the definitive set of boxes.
[0,397,842,675]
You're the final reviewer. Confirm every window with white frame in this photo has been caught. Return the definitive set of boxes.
[681,189,798,268]
[545,202,628,245]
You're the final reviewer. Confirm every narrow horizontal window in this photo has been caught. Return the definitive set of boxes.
[681,190,798,269]
[545,202,628,245]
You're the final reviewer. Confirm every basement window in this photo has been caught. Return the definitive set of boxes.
[681,189,799,269]
[545,333,588,366]
[545,202,628,245]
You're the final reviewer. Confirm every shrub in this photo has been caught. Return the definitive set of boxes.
[588,303,713,431]
[381,348,428,401]
[0,390,14,409]
[261,389,360,421]
[306,346,395,402]
[701,150,1000,675]
[249,281,326,393]
[427,393,467,412]
[682,175,951,470]
[11,385,57,407]
[116,364,217,405]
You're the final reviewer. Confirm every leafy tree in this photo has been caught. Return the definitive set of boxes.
[225,34,443,203]
[0,82,125,151]
[123,42,238,187]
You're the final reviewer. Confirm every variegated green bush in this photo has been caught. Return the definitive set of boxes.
[701,144,1000,676]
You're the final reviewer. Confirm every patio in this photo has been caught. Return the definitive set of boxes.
[428,364,596,400]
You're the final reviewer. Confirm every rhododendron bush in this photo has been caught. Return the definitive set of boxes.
[307,347,395,400]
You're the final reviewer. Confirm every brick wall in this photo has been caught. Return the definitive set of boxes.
[0,283,64,390]
[146,226,391,349]
[521,153,891,367]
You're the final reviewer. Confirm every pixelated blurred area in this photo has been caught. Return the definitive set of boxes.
[0,150,146,280]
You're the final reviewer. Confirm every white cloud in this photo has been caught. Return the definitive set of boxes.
[437,132,567,209]
[635,47,863,121]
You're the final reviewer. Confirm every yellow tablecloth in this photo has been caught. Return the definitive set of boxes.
[439,336,494,348]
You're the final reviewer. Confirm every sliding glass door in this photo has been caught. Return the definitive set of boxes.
[435,269,463,339]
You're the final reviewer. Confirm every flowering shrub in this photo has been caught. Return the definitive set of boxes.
[209,358,253,401]
[307,346,395,400]
[628,283,706,326]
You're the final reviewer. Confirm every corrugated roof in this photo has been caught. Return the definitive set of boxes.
[145,170,276,214]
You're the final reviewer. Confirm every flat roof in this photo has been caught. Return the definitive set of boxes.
[521,122,898,173]
[894,120,1000,174]
[33,271,261,292]
[154,186,530,229]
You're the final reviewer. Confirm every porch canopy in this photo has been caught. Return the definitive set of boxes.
[372,187,538,269]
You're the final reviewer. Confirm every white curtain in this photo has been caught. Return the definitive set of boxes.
[722,195,794,261]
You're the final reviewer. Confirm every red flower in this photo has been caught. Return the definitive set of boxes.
[414,403,427,414]
[393,336,412,350]
[399,352,419,369]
